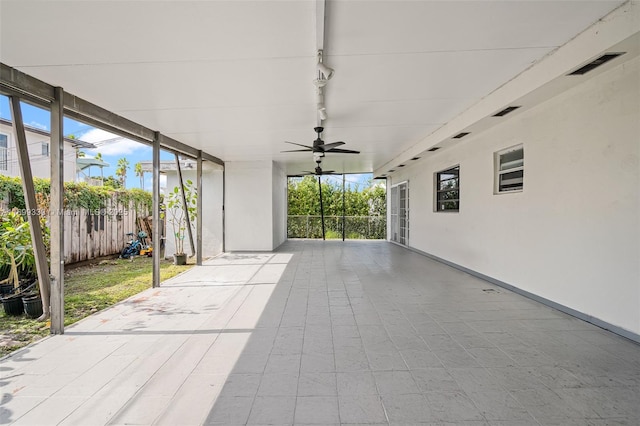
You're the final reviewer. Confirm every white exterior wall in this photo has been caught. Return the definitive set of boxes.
[389,57,640,335]
[165,166,223,259]
[225,160,274,251]
[0,122,77,182]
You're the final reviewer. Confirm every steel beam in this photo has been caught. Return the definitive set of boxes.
[342,174,346,242]
[196,151,203,265]
[318,176,326,240]
[152,133,161,288]
[50,87,65,333]
[175,154,195,257]
[9,96,52,320]
[1,63,54,102]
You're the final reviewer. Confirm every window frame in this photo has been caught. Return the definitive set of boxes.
[434,165,460,212]
[494,144,524,194]
[0,133,8,171]
[41,141,50,157]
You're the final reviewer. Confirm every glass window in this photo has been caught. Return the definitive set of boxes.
[0,134,7,171]
[435,166,459,212]
[495,145,524,193]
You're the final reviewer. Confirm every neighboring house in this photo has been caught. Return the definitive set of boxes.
[0,118,95,182]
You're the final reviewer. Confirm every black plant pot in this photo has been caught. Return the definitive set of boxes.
[0,283,14,296]
[23,295,43,319]
[2,294,24,316]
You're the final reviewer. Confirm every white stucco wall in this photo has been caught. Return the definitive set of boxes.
[164,165,223,259]
[225,160,274,251]
[389,56,640,335]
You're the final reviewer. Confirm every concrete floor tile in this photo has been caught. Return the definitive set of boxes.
[338,395,387,424]
[424,390,484,422]
[374,370,420,394]
[265,353,301,374]
[412,367,462,392]
[337,371,378,395]
[297,372,337,396]
[294,396,339,424]
[382,393,435,423]
[221,374,262,397]
[300,351,335,372]
[204,396,254,425]
[257,373,298,396]
[248,396,296,424]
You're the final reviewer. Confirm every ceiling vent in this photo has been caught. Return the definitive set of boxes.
[411,157,421,161]
[568,52,625,75]
[453,132,470,139]
[388,169,395,173]
[427,147,440,152]
[493,106,521,117]
[398,164,405,168]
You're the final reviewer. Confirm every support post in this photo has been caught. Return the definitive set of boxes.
[9,96,51,320]
[50,87,64,333]
[222,168,226,253]
[152,133,161,288]
[175,154,195,257]
[342,173,345,242]
[318,176,325,240]
[196,151,203,265]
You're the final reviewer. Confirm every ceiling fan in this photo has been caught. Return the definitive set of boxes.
[291,161,341,177]
[291,167,340,177]
[283,126,360,155]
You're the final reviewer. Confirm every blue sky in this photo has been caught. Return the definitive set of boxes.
[1,95,175,189]
[1,94,376,190]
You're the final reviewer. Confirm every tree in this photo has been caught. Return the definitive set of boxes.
[95,152,103,161]
[287,175,386,239]
[134,162,144,190]
[115,157,130,188]
[101,176,121,189]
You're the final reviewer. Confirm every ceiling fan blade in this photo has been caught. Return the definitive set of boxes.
[284,141,314,149]
[326,148,360,154]
[281,149,313,153]
[319,141,345,151]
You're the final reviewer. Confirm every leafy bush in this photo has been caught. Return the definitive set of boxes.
[0,175,152,212]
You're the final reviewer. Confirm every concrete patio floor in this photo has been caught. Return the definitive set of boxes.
[1,240,639,425]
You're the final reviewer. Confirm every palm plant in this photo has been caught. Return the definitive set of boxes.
[115,157,130,188]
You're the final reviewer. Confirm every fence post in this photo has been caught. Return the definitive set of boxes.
[306,215,309,238]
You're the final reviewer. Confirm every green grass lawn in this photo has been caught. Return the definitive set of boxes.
[0,257,193,357]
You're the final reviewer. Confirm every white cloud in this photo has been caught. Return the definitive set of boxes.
[28,121,48,130]
[80,128,145,156]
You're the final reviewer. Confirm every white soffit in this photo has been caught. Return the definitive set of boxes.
[0,0,628,174]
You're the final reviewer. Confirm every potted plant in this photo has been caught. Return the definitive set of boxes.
[22,291,43,318]
[0,211,38,316]
[164,179,197,265]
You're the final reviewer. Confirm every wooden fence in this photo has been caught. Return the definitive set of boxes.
[62,199,155,263]
[1,196,157,264]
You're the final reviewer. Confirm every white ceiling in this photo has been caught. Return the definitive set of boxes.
[0,0,627,174]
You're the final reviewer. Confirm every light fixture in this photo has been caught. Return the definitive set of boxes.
[317,50,334,80]
[313,78,328,88]
[318,107,328,120]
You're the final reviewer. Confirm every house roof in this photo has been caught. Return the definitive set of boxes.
[0,117,96,149]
